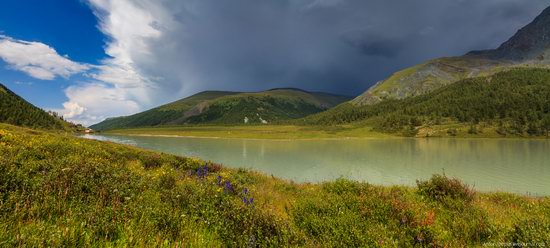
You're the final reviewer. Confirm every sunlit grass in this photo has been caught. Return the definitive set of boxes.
[1,123,549,246]
[104,124,394,139]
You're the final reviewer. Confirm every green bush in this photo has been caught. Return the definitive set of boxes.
[509,218,550,243]
[416,174,474,203]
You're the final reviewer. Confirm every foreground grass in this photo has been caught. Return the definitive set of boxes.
[1,123,549,247]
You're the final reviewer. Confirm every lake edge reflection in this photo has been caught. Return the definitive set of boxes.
[83,134,550,196]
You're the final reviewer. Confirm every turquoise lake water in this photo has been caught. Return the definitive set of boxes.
[83,134,550,196]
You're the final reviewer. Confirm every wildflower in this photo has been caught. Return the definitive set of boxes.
[217,175,222,186]
[196,165,209,179]
[243,188,248,195]
[224,181,234,193]
[242,196,254,206]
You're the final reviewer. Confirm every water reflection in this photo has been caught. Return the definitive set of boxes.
[83,134,550,196]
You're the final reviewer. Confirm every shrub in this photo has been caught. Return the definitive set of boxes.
[141,154,162,169]
[509,218,550,243]
[468,125,478,134]
[447,128,457,136]
[416,174,474,203]
[402,125,418,137]
[158,173,176,190]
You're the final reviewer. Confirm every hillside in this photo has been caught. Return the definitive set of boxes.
[301,68,550,137]
[353,5,550,106]
[1,123,549,246]
[91,88,350,130]
[0,83,68,130]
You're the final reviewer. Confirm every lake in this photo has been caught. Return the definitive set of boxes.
[83,134,550,196]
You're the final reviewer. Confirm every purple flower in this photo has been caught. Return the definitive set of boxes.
[224,181,234,192]
[243,188,248,195]
[217,175,222,186]
[242,197,254,206]
[196,165,209,179]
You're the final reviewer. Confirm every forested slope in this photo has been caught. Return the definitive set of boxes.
[301,68,550,136]
[0,84,68,130]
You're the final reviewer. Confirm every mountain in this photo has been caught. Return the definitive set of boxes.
[469,5,550,61]
[0,83,69,130]
[91,88,351,130]
[301,68,550,136]
[352,6,550,106]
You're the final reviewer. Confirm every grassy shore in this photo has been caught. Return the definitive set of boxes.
[101,123,549,140]
[102,125,393,140]
[1,123,549,246]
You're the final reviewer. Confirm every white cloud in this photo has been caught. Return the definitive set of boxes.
[85,0,168,88]
[61,101,86,119]
[0,36,90,80]
[49,0,169,126]
[57,83,141,126]
[0,34,152,125]
[14,81,33,86]
[0,1,169,125]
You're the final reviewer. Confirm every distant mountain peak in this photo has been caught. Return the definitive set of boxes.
[266,87,310,93]
[353,5,550,106]
[468,6,550,61]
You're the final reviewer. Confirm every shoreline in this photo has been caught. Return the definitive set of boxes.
[98,129,550,141]
[98,132,403,141]
[82,132,550,197]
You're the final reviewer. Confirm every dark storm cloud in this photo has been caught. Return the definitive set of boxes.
[98,0,550,106]
[342,31,406,58]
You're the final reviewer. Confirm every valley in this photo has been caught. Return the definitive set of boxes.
[1,3,550,246]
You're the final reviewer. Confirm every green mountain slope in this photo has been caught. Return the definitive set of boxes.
[301,68,550,136]
[91,88,350,130]
[353,5,550,106]
[0,83,68,130]
[90,91,239,130]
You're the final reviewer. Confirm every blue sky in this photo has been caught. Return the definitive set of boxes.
[0,0,548,126]
[0,0,104,108]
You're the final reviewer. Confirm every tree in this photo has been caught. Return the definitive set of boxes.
[542,115,550,138]
[468,125,478,135]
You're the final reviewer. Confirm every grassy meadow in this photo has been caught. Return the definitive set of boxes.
[1,123,549,246]
[101,125,392,140]
[101,122,549,140]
